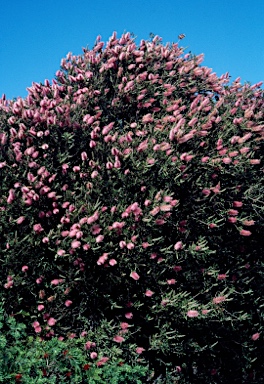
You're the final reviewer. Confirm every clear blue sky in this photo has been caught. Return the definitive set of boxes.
[1,0,263,100]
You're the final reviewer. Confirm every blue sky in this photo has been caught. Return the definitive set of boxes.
[1,0,263,100]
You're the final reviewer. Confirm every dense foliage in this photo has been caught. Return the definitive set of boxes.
[0,32,263,382]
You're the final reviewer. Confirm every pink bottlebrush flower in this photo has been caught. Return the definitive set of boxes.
[173,265,182,272]
[213,296,226,304]
[136,347,145,354]
[68,333,76,339]
[109,259,117,266]
[81,151,88,161]
[228,217,237,223]
[233,201,243,207]
[51,279,62,285]
[71,240,81,249]
[209,223,217,228]
[222,157,232,164]
[47,317,56,326]
[142,113,153,123]
[73,166,80,172]
[47,191,56,199]
[42,237,49,243]
[202,309,210,315]
[130,271,140,281]
[188,117,198,127]
[68,204,75,213]
[161,299,169,306]
[147,158,156,165]
[96,357,109,367]
[57,249,66,256]
[4,281,13,289]
[240,229,252,236]
[202,189,211,196]
[251,333,260,341]
[69,229,78,238]
[95,235,104,243]
[91,170,98,178]
[119,240,127,249]
[150,207,160,216]
[125,312,133,319]
[249,159,260,165]
[229,151,238,158]
[145,290,154,297]
[97,253,109,265]
[174,241,183,251]
[0,161,7,168]
[62,290,72,301]
[90,352,98,359]
[155,219,165,225]
[112,221,126,229]
[239,146,250,154]
[114,159,121,169]
[91,225,101,235]
[144,199,151,206]
[142,242,150,248]
[79,217,88,225]
[22,265,28,272]
[228,209,239,216]
[243,220,255,226]
[36,277,43,284]
[113,335,125,343]
[65,300,73,307]
[167,279,176,285]
[106,161,113,169]
[84,341,93,350]
[83,243,90,250]
[238,132,252,143]
[87,212,99,224]
[217,274,227,280]
[126,242,135,250]
[38,305,45,311]
[33,321,40,328]
[160,204,172,212]
[33,223,44,234]
[163,196,172,203]
[187,310,199,318]
[17,216,25,224]
[120,322,129,330]
[201,156,210,163]
[218,148,227,156]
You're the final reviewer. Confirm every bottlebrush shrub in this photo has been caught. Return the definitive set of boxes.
[0,32,263,381]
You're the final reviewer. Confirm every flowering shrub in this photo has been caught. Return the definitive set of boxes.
[0,32,263,381]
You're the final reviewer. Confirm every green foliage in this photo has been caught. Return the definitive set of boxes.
[0,304,151,383]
